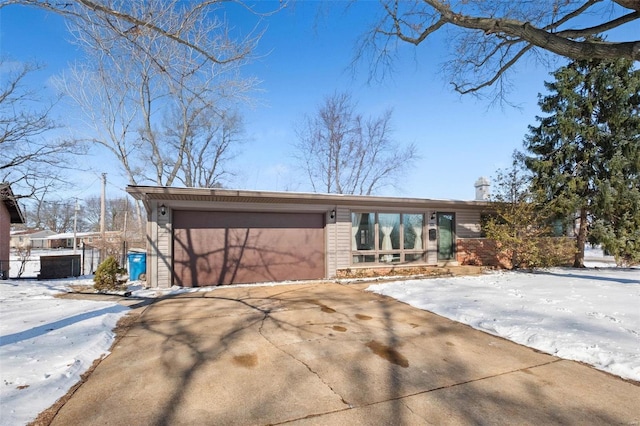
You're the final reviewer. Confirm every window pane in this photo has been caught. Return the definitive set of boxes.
[404,253,425,263]
[353,254,376,263]
[404,214,424,250]
[352,212,375,250]
[378,213,400,250]
[379,253,401,263]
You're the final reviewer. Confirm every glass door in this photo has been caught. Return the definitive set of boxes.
[437,213,455,261]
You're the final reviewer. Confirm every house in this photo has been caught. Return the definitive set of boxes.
[127,185,495,288]
[1,184,26,278]
[10,229,57,249]
[45,231,122,249]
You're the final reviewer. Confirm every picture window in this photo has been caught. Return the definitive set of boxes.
[351,212,426,265]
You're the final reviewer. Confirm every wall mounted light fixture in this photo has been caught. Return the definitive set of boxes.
[160,204,167,216]
[330,209,336,219]
[430,212,436,221]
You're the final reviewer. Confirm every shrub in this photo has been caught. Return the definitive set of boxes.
[482,153,576,270]
[94,256,127,292]
[536,237,576,268]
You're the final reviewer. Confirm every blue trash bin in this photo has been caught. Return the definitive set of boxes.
[127,252,147,281]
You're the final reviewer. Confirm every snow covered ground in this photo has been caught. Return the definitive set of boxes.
[1,260,638,425]
[368,267,640,383]
[0,278,129,426]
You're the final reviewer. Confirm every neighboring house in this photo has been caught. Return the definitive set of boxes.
[45,231,122,249]
[10,229,57,249]
[127,184,496,288]
[1,184,26,278]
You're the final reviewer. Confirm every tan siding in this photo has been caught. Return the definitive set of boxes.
[157,208,172,288]
[150,205,159,287]
[147,202,172,289]
[426,212,437,264]
[334,207,352,273]
[456,209,482,238]
[326,211,337,279]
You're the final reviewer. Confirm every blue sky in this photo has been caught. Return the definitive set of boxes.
[1,2,631,201]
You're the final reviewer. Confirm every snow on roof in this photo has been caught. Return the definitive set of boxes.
[44,231,121,240]
[45,232,99,239]
[11,229,56,238]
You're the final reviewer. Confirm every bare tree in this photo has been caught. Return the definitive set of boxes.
[33,201,76,233]
[172,109,244,188]
[0,1,282,66]
[358,0,639,99]
[294,92,418,195]
[14,244,31,278]
[56,61,141,184]
[55,0,253,188]
[82,196,143,234]
[80,195,145,259]
[0,59,76,197]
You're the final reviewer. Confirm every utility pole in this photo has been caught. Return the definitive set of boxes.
[73,198,79,255]
[100,173,107,262]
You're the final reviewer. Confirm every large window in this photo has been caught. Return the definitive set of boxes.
[352,212,425,264]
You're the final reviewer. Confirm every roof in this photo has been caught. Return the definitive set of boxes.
[10,229,56,238]
[126,185,492,211]
[0,183,25,224]
[45,231,121,240]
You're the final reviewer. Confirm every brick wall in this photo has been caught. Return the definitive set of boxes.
[457,237,575,269]
[0,202,10,278]
[336,265,455,279]
[457,238,512,268]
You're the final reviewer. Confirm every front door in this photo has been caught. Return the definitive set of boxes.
[437,212,455,261]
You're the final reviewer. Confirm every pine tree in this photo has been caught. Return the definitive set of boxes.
[94,256,127,292]
[524,57,640,267]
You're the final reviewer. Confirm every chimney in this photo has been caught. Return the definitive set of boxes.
[475,177,490,201]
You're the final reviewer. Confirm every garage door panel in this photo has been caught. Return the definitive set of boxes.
[173,212,325,286]
[173,210,324,229]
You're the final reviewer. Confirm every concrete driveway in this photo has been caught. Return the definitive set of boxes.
[49,282,639,425]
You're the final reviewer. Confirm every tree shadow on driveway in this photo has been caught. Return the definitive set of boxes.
[46,283,640,425]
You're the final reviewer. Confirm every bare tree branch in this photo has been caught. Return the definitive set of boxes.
[55,0,254,189]
[452,44,533,94]
[358,0,640,100]
[0,59,78,198]
[1,0,284,66]
[294,91,419,195]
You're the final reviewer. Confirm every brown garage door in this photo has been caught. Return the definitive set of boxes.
[173,211,325,286]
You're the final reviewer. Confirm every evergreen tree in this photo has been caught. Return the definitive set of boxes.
[524,57,640,267]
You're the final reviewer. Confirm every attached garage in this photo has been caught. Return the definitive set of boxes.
[173,211,325,286]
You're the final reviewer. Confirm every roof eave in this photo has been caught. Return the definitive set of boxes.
[126,185,492,210]
[1,184,26,224]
